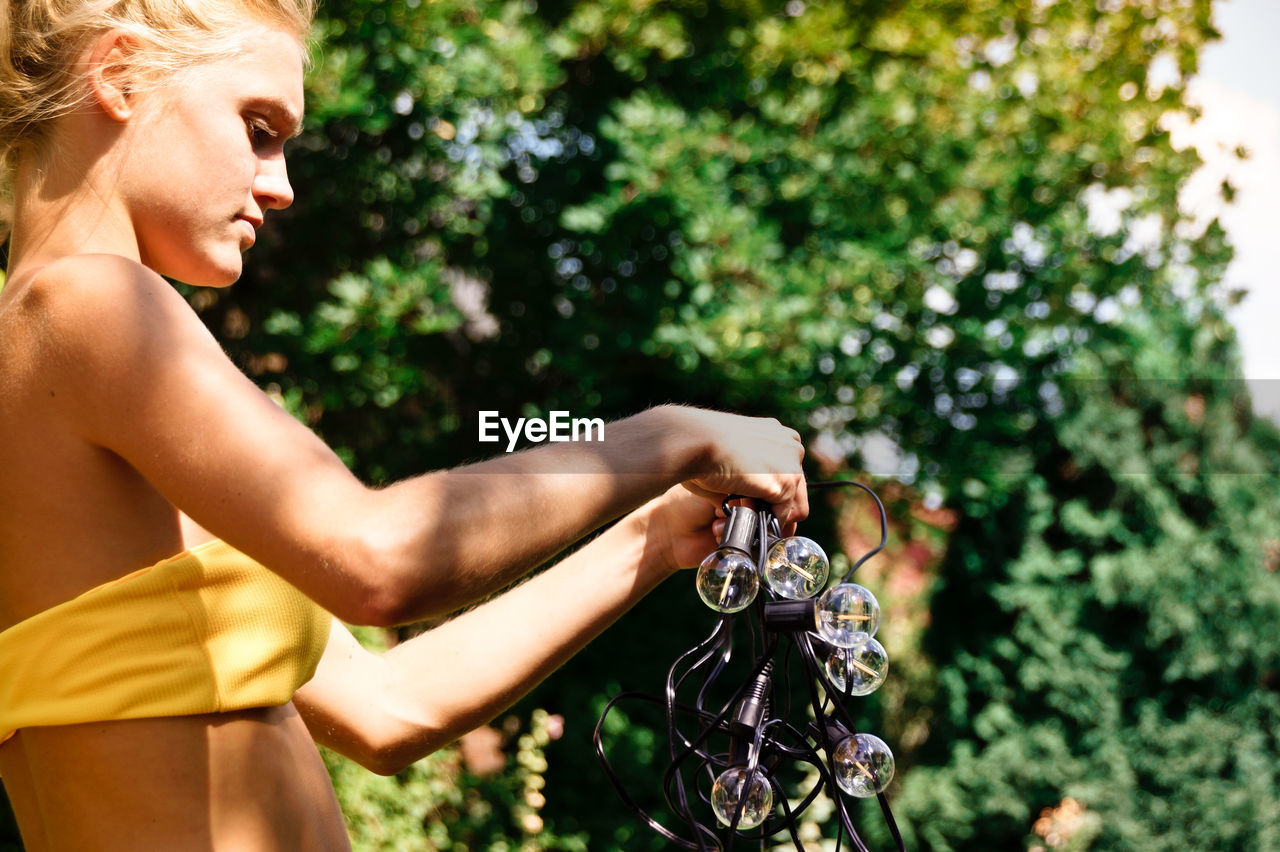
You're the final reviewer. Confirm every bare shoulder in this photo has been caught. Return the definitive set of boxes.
[5,254,233,443]
[14,253,200,339]
[14,255,219,380]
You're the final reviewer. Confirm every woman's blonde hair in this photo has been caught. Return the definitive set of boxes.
[0,0,315,182]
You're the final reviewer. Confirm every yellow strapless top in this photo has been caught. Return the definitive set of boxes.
[0,539,331,744]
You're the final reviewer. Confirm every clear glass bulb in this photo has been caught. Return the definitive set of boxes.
[833,733,895,798]
[695,548,759,613]
[824,638,888,696]
[762,536,829,600]
[813,583,880,647]
[710,767,773,830]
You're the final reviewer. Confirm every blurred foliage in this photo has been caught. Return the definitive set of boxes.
[6,0,1280,849]
[324,707,585,851]
[214,0,1280,848]
[321,627,589,850]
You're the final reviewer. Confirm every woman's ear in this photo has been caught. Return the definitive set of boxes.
[85,29,139,122]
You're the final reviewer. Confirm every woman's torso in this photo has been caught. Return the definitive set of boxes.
[0,705,349,851]
[0,265,350,851]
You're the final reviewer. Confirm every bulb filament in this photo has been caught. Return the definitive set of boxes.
[719,571,734,607]
[833,613,871,622]
[849,657,877,678]
[791,564,817,582]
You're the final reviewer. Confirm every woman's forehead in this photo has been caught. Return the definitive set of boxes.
[195,25,306,115]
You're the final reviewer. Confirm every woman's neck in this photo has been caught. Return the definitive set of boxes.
[6,128,141,279]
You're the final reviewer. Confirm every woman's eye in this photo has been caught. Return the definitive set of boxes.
[246,119,278,145]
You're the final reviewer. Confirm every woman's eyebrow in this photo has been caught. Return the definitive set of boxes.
[247,97,305,138]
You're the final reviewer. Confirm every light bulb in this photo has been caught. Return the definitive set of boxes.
[813,583,880,648]
[710,767,773,830]
[696,548,759,613]
[824,638,888,696]
[762,536,829,600]
[833,733,894,798]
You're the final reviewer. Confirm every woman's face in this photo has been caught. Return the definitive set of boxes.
[120,23,305,287]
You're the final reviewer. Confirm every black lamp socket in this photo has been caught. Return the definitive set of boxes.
[761,599,816,632]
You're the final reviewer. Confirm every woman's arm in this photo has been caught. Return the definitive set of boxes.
[34,254,806,625]
[292,486,718,775]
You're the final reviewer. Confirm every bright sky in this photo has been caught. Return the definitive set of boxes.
[1180,0,1280,418]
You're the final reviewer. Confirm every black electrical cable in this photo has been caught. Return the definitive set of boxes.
[808,479,889,581]
[595,479,908,851]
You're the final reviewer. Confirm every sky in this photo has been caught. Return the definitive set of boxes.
[1179,0,1280,417]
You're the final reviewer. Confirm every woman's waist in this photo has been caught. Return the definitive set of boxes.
[0,704,350,851]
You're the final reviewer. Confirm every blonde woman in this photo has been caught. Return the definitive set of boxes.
[0,1,807,849]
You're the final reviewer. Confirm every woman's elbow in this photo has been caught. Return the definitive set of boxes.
[342,582,412,629]
[357,729,447,776]
[328,527,459,627]
[361,747,414,777]
[319,536,424,627]
[316,573,402,628]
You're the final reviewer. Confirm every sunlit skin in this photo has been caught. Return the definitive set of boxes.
[0,19,808,852]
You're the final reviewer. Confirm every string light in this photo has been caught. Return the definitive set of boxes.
[595,481,907,851]
[814,583,880,648]
[695,504,761,613]
[710,767,773,829]
[696,548,759,613]
[834,733,896,799]
[763,536,830,600]
[825,639,889,697]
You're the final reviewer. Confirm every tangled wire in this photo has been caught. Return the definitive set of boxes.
[594,481,908,851]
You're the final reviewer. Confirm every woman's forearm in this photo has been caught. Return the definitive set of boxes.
[368,501,681,769]
[350,405,709,624]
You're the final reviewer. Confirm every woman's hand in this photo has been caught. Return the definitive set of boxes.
[637,486,724,576]
[670,408,809,532]
[299,485,735,772]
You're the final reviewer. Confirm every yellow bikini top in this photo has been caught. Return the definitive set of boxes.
[0,539,331,744]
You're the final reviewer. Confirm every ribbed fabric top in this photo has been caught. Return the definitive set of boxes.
[0,539,330,745]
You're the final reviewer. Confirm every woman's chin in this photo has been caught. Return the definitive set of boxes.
[159,254,244,288]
